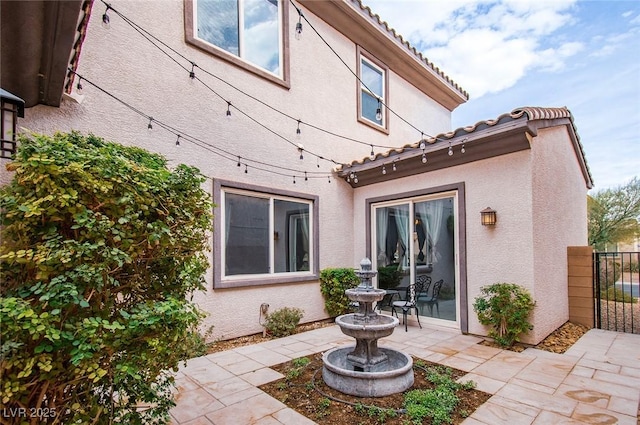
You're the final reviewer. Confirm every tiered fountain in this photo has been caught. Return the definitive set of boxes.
[322,258,414,397]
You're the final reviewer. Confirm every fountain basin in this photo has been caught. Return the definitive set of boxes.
[345,288,386,303]
[335,313,398,340]
[322,347,414,397]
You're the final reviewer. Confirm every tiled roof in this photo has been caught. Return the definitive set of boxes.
[340,106,593,188]
[352,0,468,99]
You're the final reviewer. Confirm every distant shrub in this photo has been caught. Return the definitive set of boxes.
[601,287,637,304]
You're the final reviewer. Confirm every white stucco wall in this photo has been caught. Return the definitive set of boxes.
[5,0,452,340]
[529,125,589,342]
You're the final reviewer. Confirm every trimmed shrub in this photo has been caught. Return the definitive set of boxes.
[473,283,535,347]
[0,132,213,424]
[319,268,359,317]
[264,307,304,337]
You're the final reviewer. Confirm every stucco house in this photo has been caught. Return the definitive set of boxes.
[1,0,592,344]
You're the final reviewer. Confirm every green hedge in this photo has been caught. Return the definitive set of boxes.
[319,268,359,317]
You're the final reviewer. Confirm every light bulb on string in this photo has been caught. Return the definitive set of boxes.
[375,100,382,121]
[293,175,296,184]
[175,135,181,146]
[296,119,301,138]
[147,117,153,130]
[461,144,466,154]
[297,143,304,160]
[392,162,397,172]
[419,133,426,150]
[102,5,111,29]
[226,102,232,118]
[295,14,303,40]
[76,78,83,95]
[189,62,196,80]
[422,152,427,164]
[448,142,453,156]
[237,156,241,167]
[370,145,375,161]
[316,157,320,168]
[328,175,331,183]
[353,173,358,184]
[304,172,308,181]
[382,165,386,175]
[244,164,248,174]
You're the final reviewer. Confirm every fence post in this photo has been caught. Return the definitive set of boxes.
[567,246,594,328]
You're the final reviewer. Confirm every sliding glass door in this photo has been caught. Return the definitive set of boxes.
[373,192,459,327]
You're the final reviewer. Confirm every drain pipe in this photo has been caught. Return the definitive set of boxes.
[259,303,269,337]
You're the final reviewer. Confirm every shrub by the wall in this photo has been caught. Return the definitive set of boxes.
[0,132,213,424]
[319,268,359,317]
[264,307,305,337]
[473,283,535,347]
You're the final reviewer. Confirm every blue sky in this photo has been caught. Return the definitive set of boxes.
[364,0,639,190]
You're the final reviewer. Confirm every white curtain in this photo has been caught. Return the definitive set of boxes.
[300,212,309,271]
[425,199,445,263]
[394,207,409,269]
[376,208,389,265]
[415,201,429,262]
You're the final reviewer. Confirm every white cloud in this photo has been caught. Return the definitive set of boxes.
[364,0,581,97]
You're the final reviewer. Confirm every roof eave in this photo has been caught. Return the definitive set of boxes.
[338,117,533,187]
[298,0,468,111]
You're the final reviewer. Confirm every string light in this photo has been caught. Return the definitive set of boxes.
[293,175,296,184]
[295,11,303,40]
[392,162,397,172]
[375,99,382,122]
[353,173,359,184]
[370,145,375,161]
[245,164,248,174]
[305,171,308,181]
[147,117,153,130]
[76,78,83,95]
[419,133,426,150]
[328,175,331,183]
[461,143,466,154]
[297,143,304,160]
[296,119,301,138]
[382,164,386,175]
[189,62,196,80]
[226,101,232,117]
[175,135,181,146]
[237,156,241,167]
[448,142,453,156]
[102,4,111,29]
[422,152,427,163]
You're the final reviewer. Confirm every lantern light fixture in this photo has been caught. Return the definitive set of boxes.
[480,207,497,226]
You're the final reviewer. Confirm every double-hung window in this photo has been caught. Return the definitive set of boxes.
[214,181,318,288]
[186,0,289,86]
[357,48,388,132]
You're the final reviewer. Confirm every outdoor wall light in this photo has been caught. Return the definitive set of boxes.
[480,207,497,226]
[0,88,25,160]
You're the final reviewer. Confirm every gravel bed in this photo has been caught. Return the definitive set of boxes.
[598,300,640,334]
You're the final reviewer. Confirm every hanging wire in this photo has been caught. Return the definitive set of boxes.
[98,0,415,151]
[67,69,334,181]
[289,0,446,144]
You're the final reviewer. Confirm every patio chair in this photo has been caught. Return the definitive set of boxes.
[415,275,432,303]
[423,279,444,317]
[391,282,424,332]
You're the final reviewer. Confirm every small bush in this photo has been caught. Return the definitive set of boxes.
[319,268,359,317]
[377,265,402,289]
[473,283,535,347]
[602,286,637,303]
[264,307,304,337]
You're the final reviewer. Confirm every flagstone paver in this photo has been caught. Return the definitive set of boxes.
[168,325,640,425]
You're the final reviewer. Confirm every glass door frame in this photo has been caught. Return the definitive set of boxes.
[366,184,467,331]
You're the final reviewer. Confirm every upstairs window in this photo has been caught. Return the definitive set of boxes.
[358,48,388,132]
[186,0,289,86]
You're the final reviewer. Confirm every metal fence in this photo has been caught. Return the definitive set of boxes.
[594,252,640,334]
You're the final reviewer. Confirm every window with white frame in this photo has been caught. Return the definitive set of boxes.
[358,48,388,131]
[190,0,284,79]
[217,184,316,287]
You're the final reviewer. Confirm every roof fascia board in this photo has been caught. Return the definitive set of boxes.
[339,118,533,187]
[298,0,467,111]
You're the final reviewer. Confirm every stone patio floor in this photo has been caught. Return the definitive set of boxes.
[169,324,640,425]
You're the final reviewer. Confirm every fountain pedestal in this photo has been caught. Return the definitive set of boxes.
[322,258,414,397]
